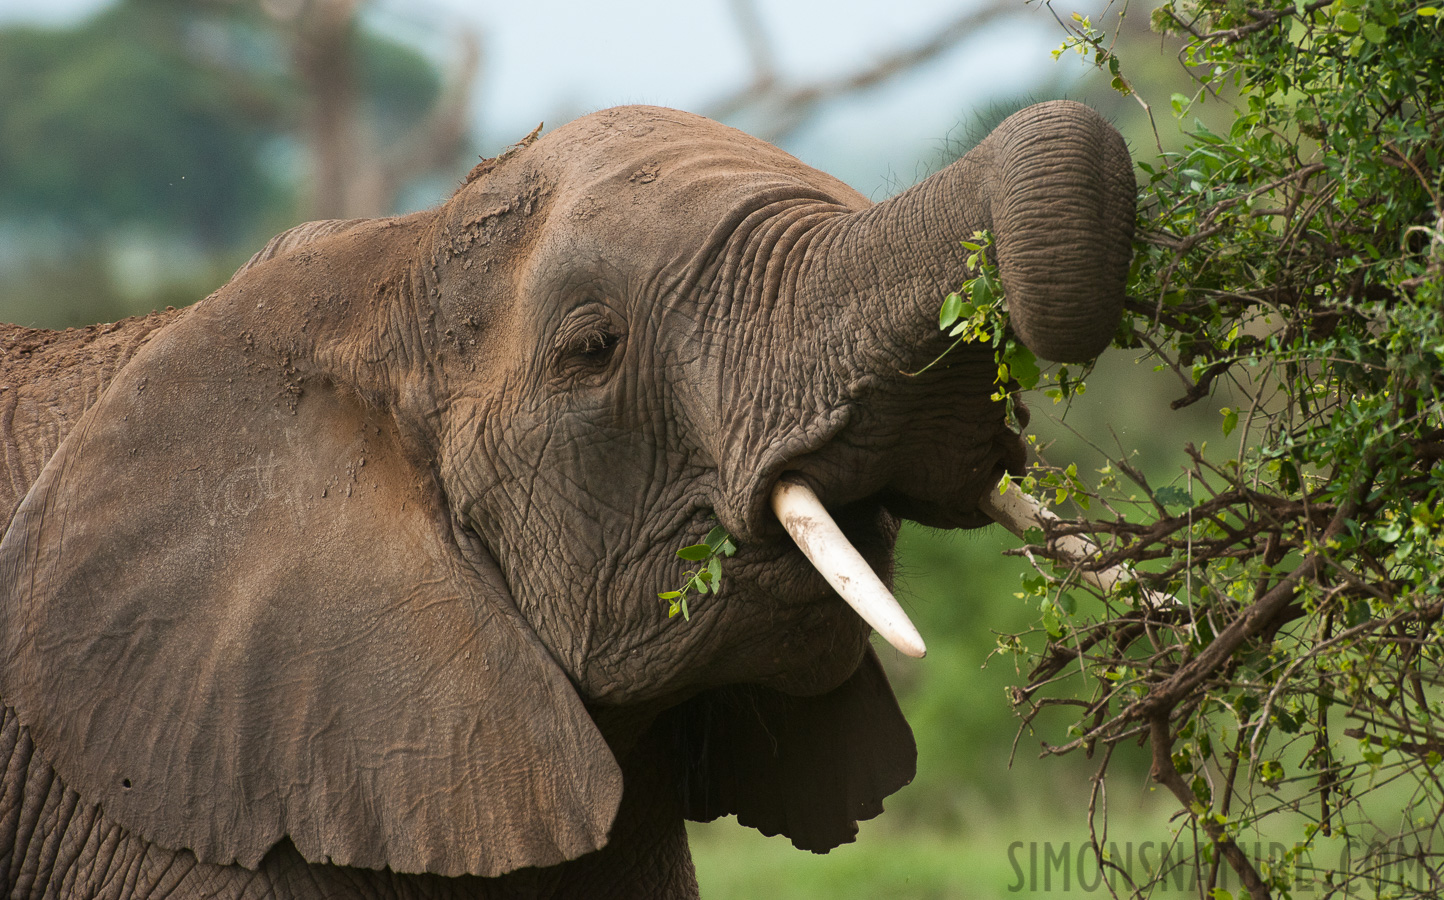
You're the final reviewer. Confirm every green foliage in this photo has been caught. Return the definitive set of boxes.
[0,0,447,245]
[1007,1,1444,895]
[929,232,1016,384]
[659,525,736,620]
[926,231,1081,424]
[0,0,457,329]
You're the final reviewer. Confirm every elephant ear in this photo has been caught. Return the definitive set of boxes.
[0,233,622,878]
[676,648,915,851]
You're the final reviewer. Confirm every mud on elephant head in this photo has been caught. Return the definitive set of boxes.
[0,102,1133,890]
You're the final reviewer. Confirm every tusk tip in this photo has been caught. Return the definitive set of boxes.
[878,623,927,658]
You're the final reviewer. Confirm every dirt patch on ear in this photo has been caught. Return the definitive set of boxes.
[465,121,544,185]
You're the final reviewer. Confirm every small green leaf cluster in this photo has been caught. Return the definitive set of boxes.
[929,231,1077,420]
[1008,463,1092,511]
[1053,11,1136,96]
[934,231,1007,359]
[658,525,736,621]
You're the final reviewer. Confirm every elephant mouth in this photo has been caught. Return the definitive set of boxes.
[749,431,1025,659]
[754,429,1026,537]
[874,461,1017,530]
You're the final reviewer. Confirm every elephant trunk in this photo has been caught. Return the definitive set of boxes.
[806,100,1135,368]
[745,105,1133,656]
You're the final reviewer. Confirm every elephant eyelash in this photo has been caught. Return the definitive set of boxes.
[553,326,623,385]
[571,330,619,360]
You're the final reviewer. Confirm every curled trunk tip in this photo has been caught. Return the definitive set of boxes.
[989,100,1136,363]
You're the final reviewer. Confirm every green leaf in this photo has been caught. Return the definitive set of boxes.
[676,544,713,561]
[1362,22,1387,41]
[657,590,681,600]
[1336,10,1361,31]
[1042,604,1064,638]
[1272,707,1299,733]
[1191,775,1212,805]
[1279,458,1300,494]
[703,525,731,550]
[1155,485,1195,509]
[939,293,964,330]
[1006,345,1041,390]
[1221,407,1239,436]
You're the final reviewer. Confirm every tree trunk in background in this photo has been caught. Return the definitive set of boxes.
[294,0,364,218]
[285,0,479,218]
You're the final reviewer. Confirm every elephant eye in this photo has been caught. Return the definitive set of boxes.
[553,318,624,386]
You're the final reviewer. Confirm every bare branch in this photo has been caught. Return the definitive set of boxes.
[721,0,778,106]
[708,0,1020,143]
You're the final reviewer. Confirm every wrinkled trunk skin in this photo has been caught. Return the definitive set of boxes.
[820,100,1135,370]
[737,101,1133,532]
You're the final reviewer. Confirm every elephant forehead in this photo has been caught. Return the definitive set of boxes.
[539,105,868,214]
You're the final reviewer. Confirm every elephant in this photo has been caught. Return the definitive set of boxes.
[0,100,1134,898]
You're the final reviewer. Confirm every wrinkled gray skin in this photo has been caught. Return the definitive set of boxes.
[0,102,1133,898]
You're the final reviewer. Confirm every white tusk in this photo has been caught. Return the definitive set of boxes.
[980,479,1174,607]
[771,479,926,658]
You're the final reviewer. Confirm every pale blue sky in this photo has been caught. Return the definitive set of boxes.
[0,0,1092,198]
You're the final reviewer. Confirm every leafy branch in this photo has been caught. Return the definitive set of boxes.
[658,525,736,621]
[1003,0,1444,895]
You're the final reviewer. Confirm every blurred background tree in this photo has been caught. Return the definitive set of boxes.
[0,0,477,325]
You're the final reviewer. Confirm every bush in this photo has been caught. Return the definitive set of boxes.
[1007,2,1444,896]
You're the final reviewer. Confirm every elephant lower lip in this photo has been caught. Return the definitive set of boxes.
[880,492,996,529]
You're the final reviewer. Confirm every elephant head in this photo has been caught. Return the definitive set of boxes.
[0,101,1133,886]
